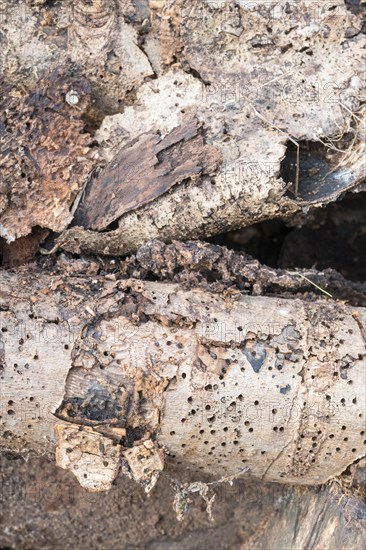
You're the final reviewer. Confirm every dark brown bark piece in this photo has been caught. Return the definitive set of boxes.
[73,119,221,230]
[0,71,95,241]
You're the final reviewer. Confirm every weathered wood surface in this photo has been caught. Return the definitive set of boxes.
[56,0,366,256]
[73,119,221,230]
[0,1,365,547]
[0,72,97,242]
[1,266,365,492]
[1,1,365,258]
[247,483,366,550]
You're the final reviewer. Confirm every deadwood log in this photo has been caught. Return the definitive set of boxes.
[0,1,365,547]
[1,1,365,259]
[55,0,366,257]
[0,265,365,493]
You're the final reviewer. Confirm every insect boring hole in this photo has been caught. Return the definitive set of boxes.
[210,191,366,284]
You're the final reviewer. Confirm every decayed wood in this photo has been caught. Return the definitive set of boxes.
[0,1,153,113]
[55,0,366,256]
[247,483,366,550]
[73,119,221,230]
[119,240,366,307]
[0,71,97,242]
[1,1,365,259]
[58,109,366,257]
[0,1,364,546]
[1,266,365,492]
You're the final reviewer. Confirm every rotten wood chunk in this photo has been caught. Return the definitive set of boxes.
[0,227,49,268]
[55,424,122,492]
[0,71,96,242]
[120,240,366,307]
[123,439,164,492]
[73,119,222,231]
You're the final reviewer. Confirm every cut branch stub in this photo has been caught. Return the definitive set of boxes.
[73,119,222,230]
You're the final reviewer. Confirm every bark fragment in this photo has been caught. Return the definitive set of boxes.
[0,72,97,242]
[73,119,221,230]
[55,424,122,491]
[123,439,164,492]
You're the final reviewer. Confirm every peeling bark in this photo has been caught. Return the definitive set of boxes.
[55,424,122,492]
[73,119,221,230]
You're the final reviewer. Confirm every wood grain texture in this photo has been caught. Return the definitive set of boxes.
[73,119,221,230]
[248,484,366,550]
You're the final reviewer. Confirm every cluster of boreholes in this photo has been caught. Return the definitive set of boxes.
[1,319,48,437]
[2,322,363,465]
[164,345,365,472]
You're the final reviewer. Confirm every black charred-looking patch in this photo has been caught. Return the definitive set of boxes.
[122,426,145,448]
[54,393,127,427]
[280,136,360,203]
[242,344,267,373]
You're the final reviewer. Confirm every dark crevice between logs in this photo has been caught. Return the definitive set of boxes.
[0,226,49,269]
[210,191,366,284]
[2,190,366,308]
[1,190,365,310]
